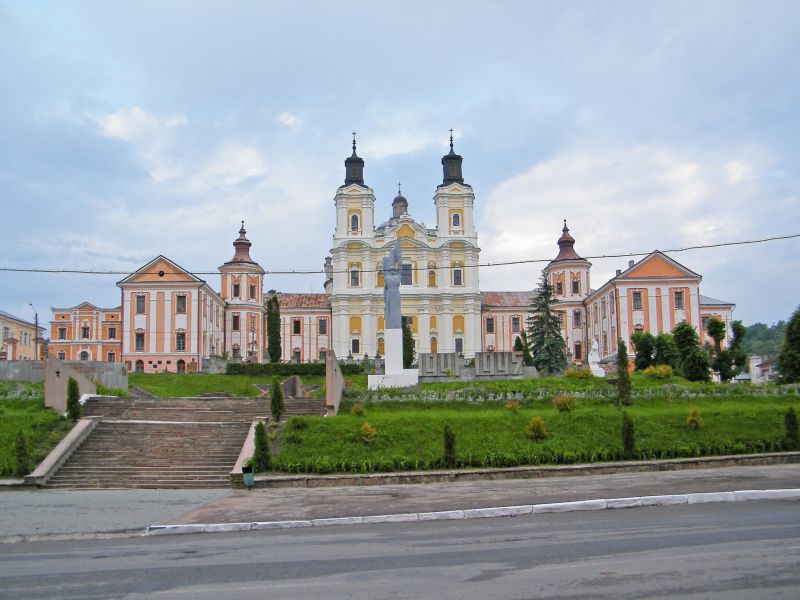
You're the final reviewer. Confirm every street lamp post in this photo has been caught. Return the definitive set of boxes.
[28,303,39,361]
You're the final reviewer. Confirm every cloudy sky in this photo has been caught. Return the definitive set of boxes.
[1,1,798,330]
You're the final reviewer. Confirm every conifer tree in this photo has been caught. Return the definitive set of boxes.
[526,270,566,375]
[672,321,710,381]
[616,340,632,406]
[519,329,534,367]
[67,376,81,421]
[270,377,285,422]
[266,294,282,363]
[402,316,415,368]
[778,306,800,384]
[252,421,271,472]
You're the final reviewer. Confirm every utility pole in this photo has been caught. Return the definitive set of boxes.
[29,303,39,361]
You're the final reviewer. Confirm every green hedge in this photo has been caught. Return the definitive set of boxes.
[226,362,364,376]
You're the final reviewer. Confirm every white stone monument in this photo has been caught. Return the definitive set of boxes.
[588,339,605,377]
[368,244,419,389]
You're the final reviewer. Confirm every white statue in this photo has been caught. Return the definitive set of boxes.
[589,339,604,377]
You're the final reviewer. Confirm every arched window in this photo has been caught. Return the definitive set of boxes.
[452,213,461,228]
[428,270,436,287]
[350,214,359,232]
[430,337,437,353]
[176,360,186,374]
[79,351,89,361]
[135,360,144,373]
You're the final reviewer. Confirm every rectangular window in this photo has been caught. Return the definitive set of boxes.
[249,285,256,300]
[601,299,607,318]
[58,327,66,340]
[572,280,580,294]
[674,290,684,309]
[108,327,116,340]
[232,315,240,331]
[401,263,413,286]
[486,318,495,334]
[135,332,145,351]
[107,352,115,363]
[702,316,710,330]
[81,326,90,339]
[573,311,582,327]
[233,283,240,298]
[511,317,520,333]
[351,339,360,355]
[453,268,462,286]
[556,281,563,295]
[319,349,327,361]
[176,332,186,351]
[57,351,66,361]
[318,319,327,335]
[574,343,582,361]
[136,295,146,314]
[594,304,599,322]
[176,295,187,314]
[632,291,643,310]
[454,337,464,355]
[350,269,360,287]
[293,320,301,335]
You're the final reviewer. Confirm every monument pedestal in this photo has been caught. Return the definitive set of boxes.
[368,328,419,389]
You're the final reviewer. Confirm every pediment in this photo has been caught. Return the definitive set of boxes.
[619,251,700,280]
[118,256,203,285]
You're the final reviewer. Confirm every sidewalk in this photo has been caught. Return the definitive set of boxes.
[166,463,800,526]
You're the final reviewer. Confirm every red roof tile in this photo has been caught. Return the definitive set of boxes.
[481,291,535,308]
[276,293,331,310]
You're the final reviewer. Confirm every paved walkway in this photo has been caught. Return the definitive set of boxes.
[1,464,798,538]
[168,463,800,525]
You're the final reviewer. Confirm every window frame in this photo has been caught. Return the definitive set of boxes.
[318,319,327,335]
[292,319,301,335]
[135,332,145,352]
[135,295,146,314]
[453,268,463,287]
[175,295,187,314]
[176,332,186,351]
[632,291,643,311]
[232,315,240,331]
[486,317,495,334]
[674,290,685,309]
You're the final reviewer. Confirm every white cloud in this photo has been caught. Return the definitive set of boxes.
[478,144,774,293]
[275,112,300,126]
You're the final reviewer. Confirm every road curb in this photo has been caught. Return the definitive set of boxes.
[145,488,800,537]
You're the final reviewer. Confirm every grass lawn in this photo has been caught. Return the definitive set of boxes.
[0,384,73,477]
[276,393,799,474]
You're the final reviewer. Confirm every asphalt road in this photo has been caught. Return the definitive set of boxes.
[1,500,798,599]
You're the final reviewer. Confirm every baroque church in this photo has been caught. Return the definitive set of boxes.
[47,136,736,372]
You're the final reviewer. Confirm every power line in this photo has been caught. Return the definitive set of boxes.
[1,232,797,277]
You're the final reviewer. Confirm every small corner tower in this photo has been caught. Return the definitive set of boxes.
[219,221,266,361]
[334,133,375,240]
[434,130,476,240]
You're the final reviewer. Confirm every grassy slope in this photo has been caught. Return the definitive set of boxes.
[129,373,275,397]
[0,383,72,477]
[277,393,798,473]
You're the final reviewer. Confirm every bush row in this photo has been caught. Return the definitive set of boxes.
[226,362,364,376]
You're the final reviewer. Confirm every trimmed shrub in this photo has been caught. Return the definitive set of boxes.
[564,367,592,378]
[505,400,520,413]
[67,377,81,422]
[14,431,29,477]
[785,407,799,450]
[270,378,285,422]
[226,362,364,376]
[252,421,271,472]
[617,340,633,406]
[552,394,576,412]
[621,412,635,459]
[643,364,673,379]
[686,406,704,431]
[443,424,457,468]
[361,421,377,444]
[526,416,548,441]
[350,403,366,416]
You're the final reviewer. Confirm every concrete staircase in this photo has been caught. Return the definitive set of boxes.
[46,396,267,489]
[283,395,327,417]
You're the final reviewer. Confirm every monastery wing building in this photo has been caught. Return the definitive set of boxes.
[45,136,735,372]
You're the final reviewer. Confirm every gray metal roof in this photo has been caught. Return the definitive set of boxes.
[0,309,44,330]
[699,294,734,306]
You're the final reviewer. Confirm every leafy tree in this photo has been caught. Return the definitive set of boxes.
[443,424,457,468]
[513,335,524,353]
[616,340,632,406]
[67,376,81,421]
[526,271,566,375]
[672,322,710,381]
[402,316,415,368]
[742,321,787,356]
[270,377,285,422]
[266,294,282,363]
[252,421,271,472]
[778,307,800,384]
[621,412,635,459]
[707,319,748,382]
[14,431,29,477]
[653,333,679,368]
[519,330,534,367]
[630,332,656,371]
